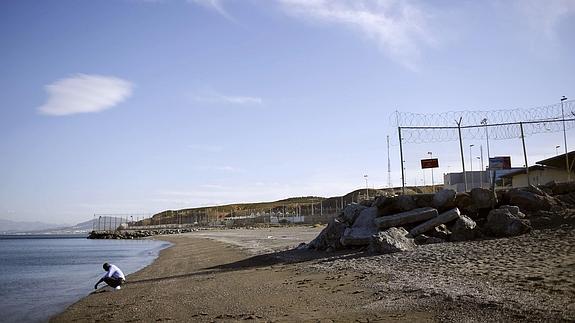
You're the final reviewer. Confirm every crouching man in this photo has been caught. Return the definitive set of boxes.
[95,262,126,290]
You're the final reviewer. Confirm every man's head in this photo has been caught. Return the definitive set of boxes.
[103,263,110,271]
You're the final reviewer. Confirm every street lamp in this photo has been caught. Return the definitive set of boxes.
[364,174,369,200]
[469,144,474,189]
[428,151,435,192]
[561,96,570,181]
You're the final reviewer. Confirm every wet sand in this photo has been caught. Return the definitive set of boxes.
[52,226,574,322]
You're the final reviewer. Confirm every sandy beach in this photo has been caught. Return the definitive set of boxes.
[52,225,574,322]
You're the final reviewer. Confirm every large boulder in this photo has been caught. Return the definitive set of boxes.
[413,194,435,208]
[397,195,417,212]
[450,214,479,241]
[427,224,451,240]
[374,207,438,230]
[485,207,532,237]
[506,188,554,212]
[368,227,416,254]
[338,204,367,225]
[455,192,473,211]
[471,188,496,209]
[408,208,460,237]
[433,189,457,210]
[340,207,379,247]
[308,218,347,251]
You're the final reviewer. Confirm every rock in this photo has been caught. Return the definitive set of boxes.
[413,194,435,208]
[368,227,416,254]
[397,195,417,212]
[408,208,460,237]
[498,205,525,218]
[338,204,367,225]
[308,218,347,251]
[471,188,496,209]
[340,207,379,246]
[360,199,373,207]
[414,234,445,245]
[427,224,451,240]
[550,182,575,195]
[374,207,438,230]
[450,214,479,241]
[506,188,554,212]
[375,195,401,216]
[296,242,309,250]
[455,192,473,210]
[433,189,456,210]
[485,207,532,237]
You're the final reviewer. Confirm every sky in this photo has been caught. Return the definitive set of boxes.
[1,0,574,225]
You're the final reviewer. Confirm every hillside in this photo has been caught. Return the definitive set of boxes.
[147,185,443,224]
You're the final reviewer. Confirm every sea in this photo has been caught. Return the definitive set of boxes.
[0,234,170,323]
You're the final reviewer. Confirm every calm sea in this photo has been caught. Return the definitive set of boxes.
[0,235,170,323]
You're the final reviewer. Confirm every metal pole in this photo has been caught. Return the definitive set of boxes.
[469,144,474,189]
[561,96,570,181]
[482,118,492,188]
[456,117,467,192]
[520,122,530,186]
[428,151,434,192]
[480,145,484,188]
[398,127,406,194]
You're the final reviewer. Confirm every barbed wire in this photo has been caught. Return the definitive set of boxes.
[391,100,575,144]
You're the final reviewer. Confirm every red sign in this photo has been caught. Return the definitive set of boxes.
[421,158,439,169]
[489,156,511,170]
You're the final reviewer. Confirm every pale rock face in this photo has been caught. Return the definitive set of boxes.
[368,227,417,254]
[486,207,531,237]
[450,214,479,241]
[340,207,379,247]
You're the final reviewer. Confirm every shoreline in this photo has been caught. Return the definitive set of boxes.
[52,226,574,322]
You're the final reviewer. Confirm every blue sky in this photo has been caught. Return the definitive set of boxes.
[1,0,574,224]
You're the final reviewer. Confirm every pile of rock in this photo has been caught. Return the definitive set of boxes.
[306,186,554,254]
[88,228,201,239]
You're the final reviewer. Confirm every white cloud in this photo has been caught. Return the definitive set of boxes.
[278,0,436,70]
[38,74,133,116]
[192,91,263,106]
[514,0,575,38]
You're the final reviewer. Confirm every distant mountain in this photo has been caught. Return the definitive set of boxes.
[0,219,62,234]
[0,216,127,234]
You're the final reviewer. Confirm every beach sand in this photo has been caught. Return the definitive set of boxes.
[52,225,574,322]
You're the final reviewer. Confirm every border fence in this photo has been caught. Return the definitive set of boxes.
[393,99,575,192]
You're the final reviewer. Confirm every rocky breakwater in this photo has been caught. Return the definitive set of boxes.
[305,183,575,254]
[88,228,200,239]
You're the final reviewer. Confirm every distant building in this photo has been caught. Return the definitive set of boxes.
[443,168,521,192]
[500,151,575,188]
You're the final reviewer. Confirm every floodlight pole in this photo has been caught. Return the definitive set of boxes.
[520,122,530,186]
[398,126,406,194]
[561,96,570,181]
[481,118,491,187]
[456,117,467,192]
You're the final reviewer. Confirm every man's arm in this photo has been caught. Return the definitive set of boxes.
[94,272,107,289]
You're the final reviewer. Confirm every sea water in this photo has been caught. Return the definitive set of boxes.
[0,235,170,323]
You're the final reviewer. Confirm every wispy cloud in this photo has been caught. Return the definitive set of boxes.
[38,74,133,116]
[277,0,436,70]
[187,0,233,19]
[513,0,575,38]
[191,90,263,106]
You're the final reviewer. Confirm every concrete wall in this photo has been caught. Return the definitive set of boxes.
[511,168,572,188]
